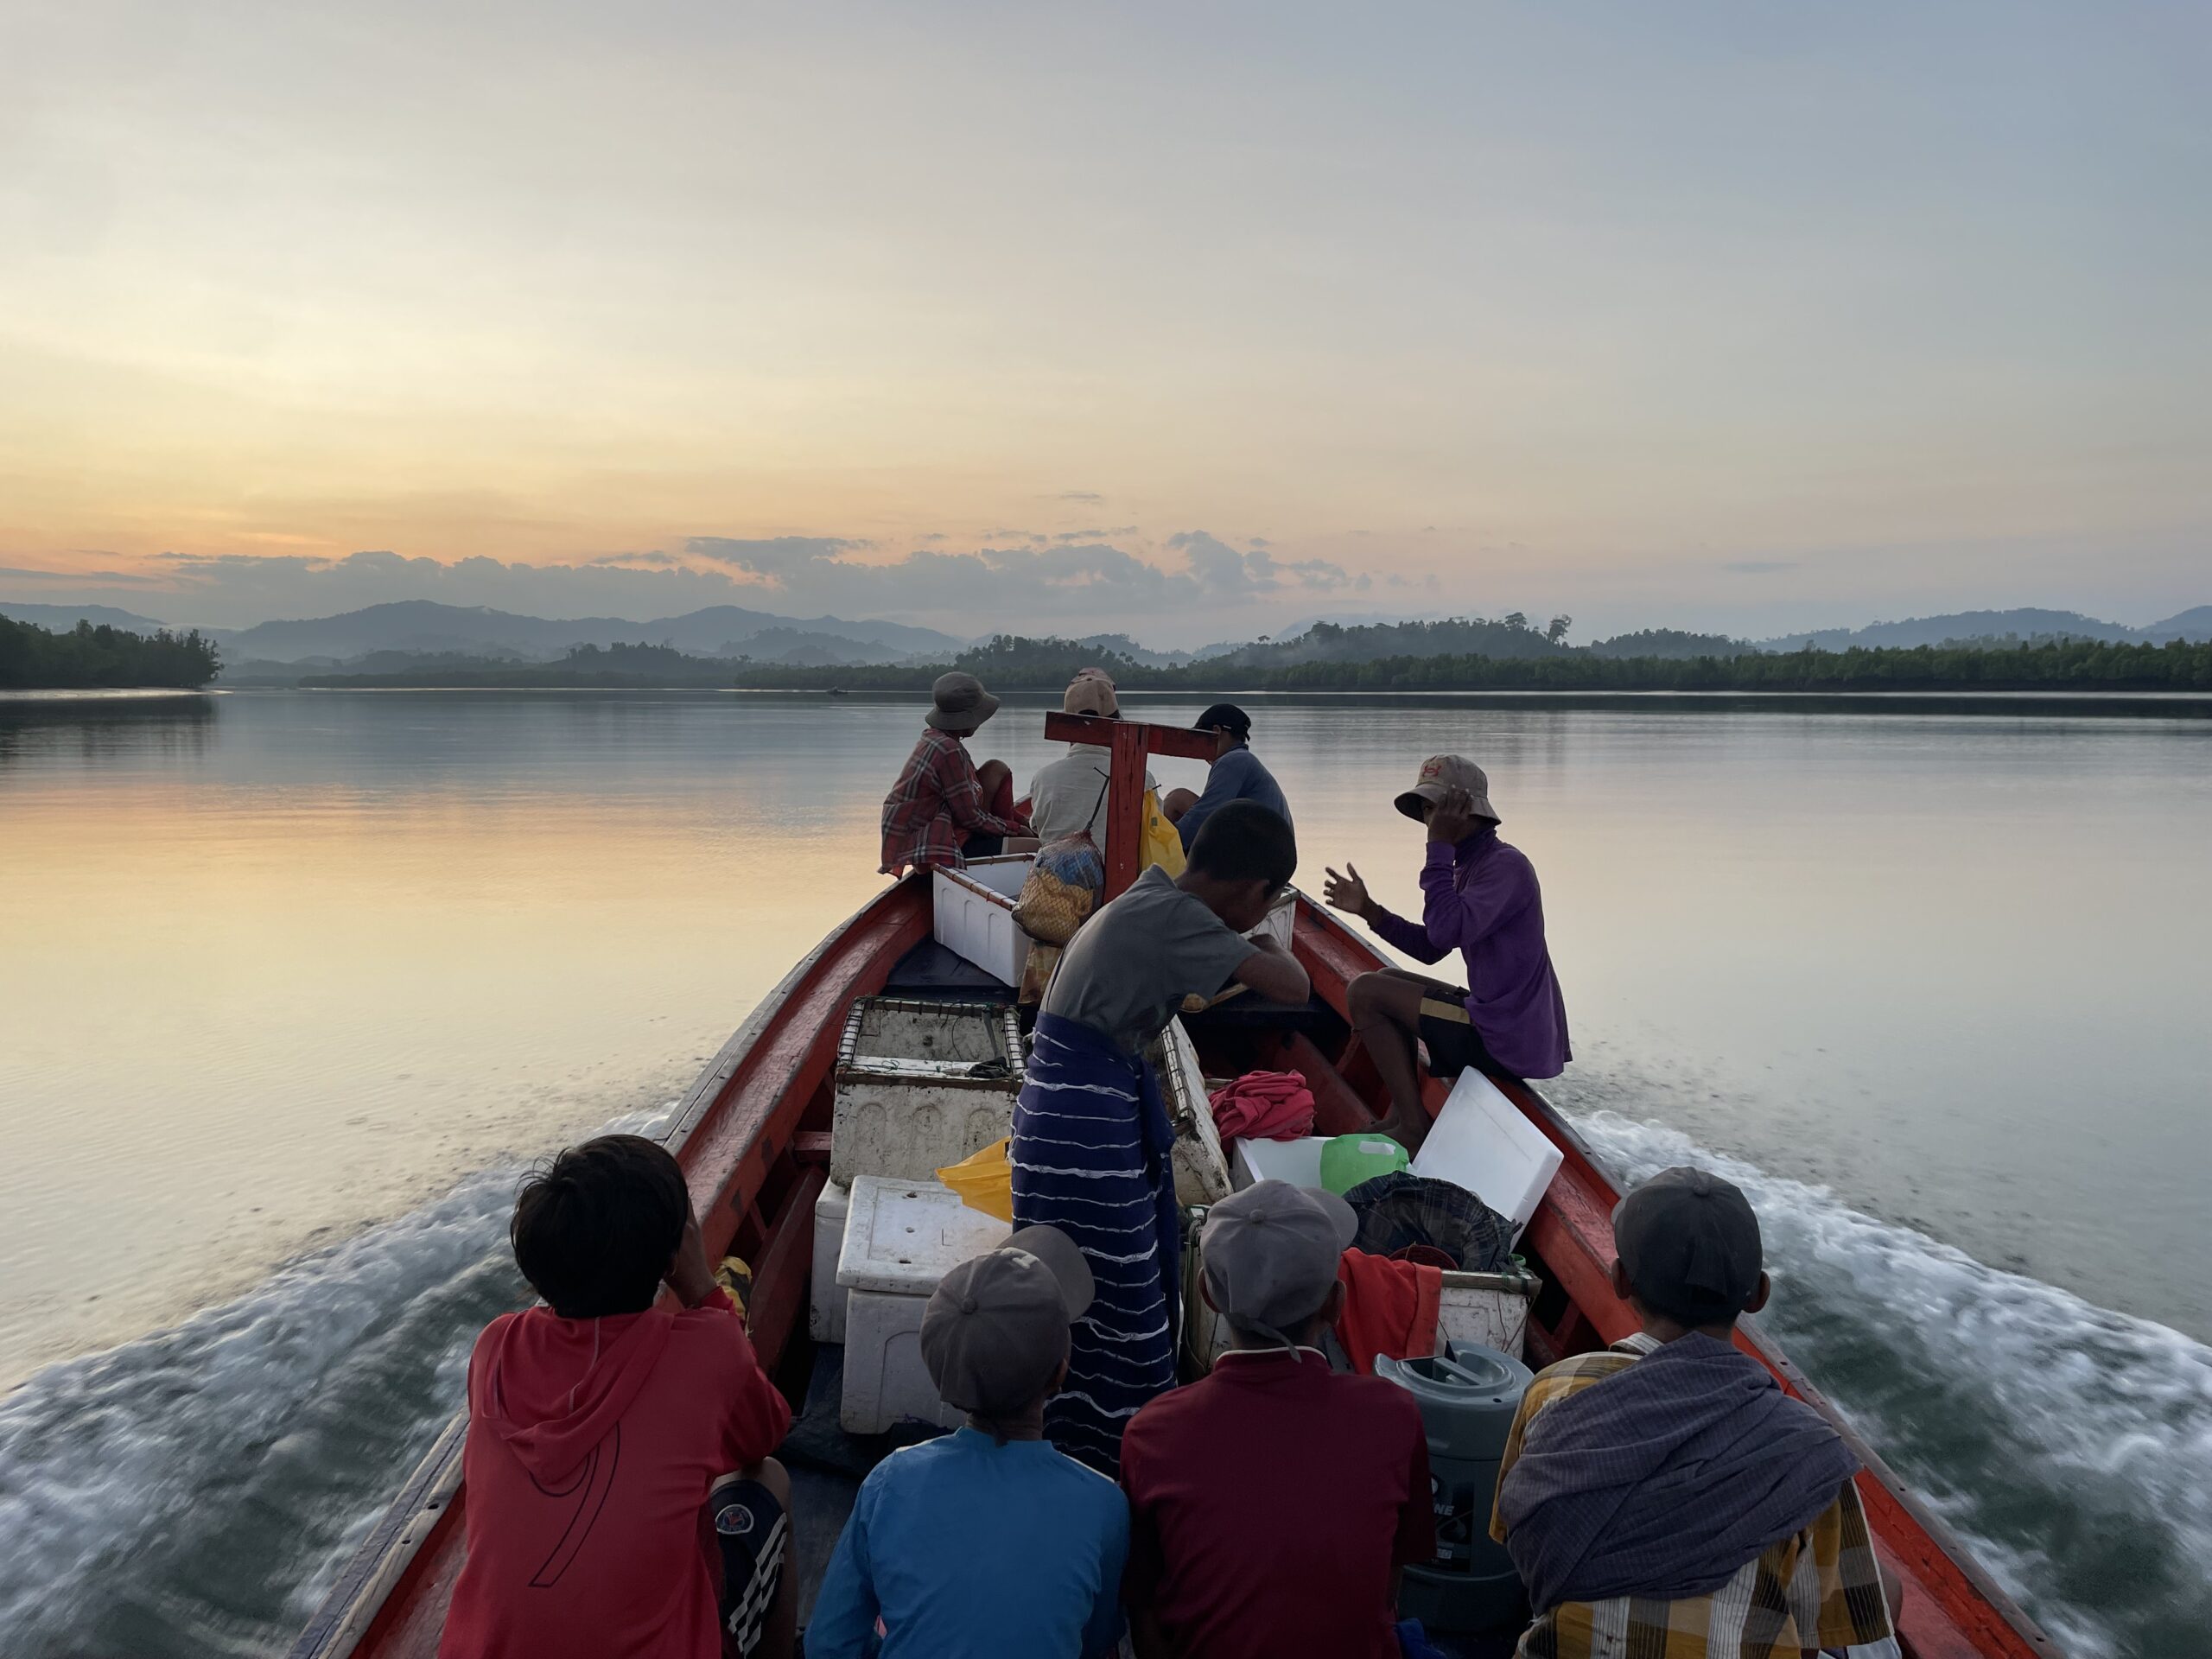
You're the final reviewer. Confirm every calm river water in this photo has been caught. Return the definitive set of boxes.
[3,690,2208,1656]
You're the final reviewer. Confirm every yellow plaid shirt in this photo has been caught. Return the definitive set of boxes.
[1489,1338,1902,1659]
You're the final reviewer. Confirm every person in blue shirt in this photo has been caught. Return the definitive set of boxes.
[1167,704,1293,851]
[806,1226,1128,1659]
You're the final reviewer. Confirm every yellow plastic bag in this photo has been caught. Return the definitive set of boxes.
[937,1137,1015,1222]
[1139,788,1185,878]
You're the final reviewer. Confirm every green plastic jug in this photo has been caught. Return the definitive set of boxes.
[1318,1132,1410,1195]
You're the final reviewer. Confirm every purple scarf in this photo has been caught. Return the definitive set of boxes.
[1497,1333,1859,1612]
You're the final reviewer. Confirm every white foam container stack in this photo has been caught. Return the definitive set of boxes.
[1410,1069,1565,1243]
[830,997,1023,1186]
[930,855,1034,987]
[838,1176,1012,1433]
[809,1179,852,1344]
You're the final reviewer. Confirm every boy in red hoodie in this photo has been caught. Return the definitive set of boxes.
[441,1135,795,1659]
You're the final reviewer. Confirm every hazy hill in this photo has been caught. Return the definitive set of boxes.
[2141,606,2212,643]
[0,601,177,634]
[211,600,964,664]
[1759,608,2145,651]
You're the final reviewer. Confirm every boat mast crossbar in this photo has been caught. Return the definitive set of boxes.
[1042,710,1216,899]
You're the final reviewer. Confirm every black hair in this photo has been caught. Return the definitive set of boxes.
[511,1134,690,1319]
[1187,801,1297,888]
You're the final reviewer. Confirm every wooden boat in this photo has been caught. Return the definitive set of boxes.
[289,759,2059,1659]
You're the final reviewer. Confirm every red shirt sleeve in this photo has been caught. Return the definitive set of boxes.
[1394,1400,1437,1567]
[687,1290,793,1469]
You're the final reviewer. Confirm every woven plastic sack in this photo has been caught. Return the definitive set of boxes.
[937,1137,1015,1222]
[1012,833,1105,946]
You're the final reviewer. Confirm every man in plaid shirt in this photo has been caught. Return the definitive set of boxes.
[1491,1169,1900,1659]
[880,672,1029,875]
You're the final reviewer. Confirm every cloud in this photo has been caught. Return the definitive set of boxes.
[4,531,1367,632]
[1723,559,1797,575]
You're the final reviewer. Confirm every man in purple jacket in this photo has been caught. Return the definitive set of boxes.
[1323,755,1570,1151]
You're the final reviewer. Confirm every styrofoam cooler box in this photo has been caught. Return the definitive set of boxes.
[1435,1268,1539,1358]
[831,997,1023,1186]
[838,1176,1009,1433]
[1411,1069,1565,1243]
[1244,887,1298,950]
[931,855,1034,986]
[1230,1134,1327,1192]
[809,1179,852,1344]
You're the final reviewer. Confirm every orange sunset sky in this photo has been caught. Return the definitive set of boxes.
[3,3,2206,641]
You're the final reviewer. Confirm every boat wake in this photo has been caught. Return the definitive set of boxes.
[1573,1109,2212,1659]
[0,1104,671,1659]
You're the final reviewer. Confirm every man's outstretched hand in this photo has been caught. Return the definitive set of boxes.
[1323,863,1376,923]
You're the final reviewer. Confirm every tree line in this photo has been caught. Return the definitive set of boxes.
[724,634,2212,694]
[0,616,223,690]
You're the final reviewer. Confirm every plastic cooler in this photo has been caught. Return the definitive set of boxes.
[837,1176,1010,1433]
[929,855,1033,986]
[809,1179,852,1344]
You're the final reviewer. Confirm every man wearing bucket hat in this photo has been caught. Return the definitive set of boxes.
[879,671,1033,875]
[1024,671,1160,855]
[1119,1183,1434,1659]
[1323,755,1570,1150]
[808,1225,1132,1659]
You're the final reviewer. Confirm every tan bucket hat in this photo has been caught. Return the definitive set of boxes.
[926,671,1001,733]
[1394,754,1499,823]
[1062,671,1119,719]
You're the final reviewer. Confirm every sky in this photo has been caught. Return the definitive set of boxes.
[2,1,2207,642]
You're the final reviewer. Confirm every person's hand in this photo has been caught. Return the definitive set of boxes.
[1323,863,1375,921]
[666,1211,716,1309]
[1427,786,1482,845]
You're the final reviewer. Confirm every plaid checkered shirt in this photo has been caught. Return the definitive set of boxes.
[1490,1336,1902,1659]
[879,727,1022,875]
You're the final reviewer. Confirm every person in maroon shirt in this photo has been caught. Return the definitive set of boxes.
[1118,1182,1434,1659]
[1325,754,1571,1152]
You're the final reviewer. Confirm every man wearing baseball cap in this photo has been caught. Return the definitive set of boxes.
[1322,754,1570,1150]
[807,1225,1130,1659]
[1488,1168,1899,1658]
[1163,702,1294,852]
[1118,1183,1433,1659]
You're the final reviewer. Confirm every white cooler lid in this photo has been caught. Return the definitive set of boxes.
[836,1175,1009,1296]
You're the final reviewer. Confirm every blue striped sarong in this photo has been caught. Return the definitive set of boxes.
[1010,1013,1181,1476]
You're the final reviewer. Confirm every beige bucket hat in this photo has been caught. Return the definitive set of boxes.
[926,671,1001,733]
[1394,754,1499,823]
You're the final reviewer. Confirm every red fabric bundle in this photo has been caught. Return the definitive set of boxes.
[1206,1071,1317,1141]
[1333,1249,1442,1376]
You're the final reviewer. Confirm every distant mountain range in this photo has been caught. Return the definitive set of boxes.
[1757,607,2212,651]
[3,598,2207,685]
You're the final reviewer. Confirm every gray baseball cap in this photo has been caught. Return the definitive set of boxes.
[1200,1179,1357,1348]
[1613,1166,1763,1325]
[919,1225,1094,1414]
[1394,754,1499,824]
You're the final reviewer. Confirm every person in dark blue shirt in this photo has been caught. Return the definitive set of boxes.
[1168,704,1293,851]
[807,1227,1129,1659]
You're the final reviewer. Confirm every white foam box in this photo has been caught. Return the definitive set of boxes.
[830,997,1023,1186]
[1410,1069,1565,1243]
[930,855,1034,987]
[838,1176,1010,1433]
[809,1179,852,1344]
